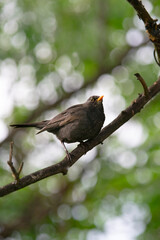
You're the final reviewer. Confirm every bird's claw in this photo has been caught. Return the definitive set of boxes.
[79,141,88,154]
[66,152,73,165]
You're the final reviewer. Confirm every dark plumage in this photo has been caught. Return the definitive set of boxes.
[10,95,105,160]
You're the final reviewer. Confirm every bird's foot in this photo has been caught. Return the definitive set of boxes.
[66,151,73,165]
[79,141,88,154]
[61,153,73,175]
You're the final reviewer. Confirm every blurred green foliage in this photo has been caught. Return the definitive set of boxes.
[0,0,160,239]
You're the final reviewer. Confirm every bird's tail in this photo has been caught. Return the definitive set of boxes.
[10,121,48,130]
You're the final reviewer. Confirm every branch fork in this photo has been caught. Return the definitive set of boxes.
[7,142,24,183]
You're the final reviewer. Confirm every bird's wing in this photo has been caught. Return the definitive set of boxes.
[37,104,86,134]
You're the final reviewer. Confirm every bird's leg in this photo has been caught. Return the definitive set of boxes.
[61,141,72,163]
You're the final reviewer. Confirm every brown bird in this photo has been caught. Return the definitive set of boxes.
[10,95,105,160]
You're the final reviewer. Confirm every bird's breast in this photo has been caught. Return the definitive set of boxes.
[56,106,105,143]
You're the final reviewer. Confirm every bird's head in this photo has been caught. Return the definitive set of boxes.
[87,95,104,106]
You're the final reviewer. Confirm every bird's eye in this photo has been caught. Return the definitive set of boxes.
[91,97,94,102]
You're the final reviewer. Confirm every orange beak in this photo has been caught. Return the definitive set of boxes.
[97,95,104,102]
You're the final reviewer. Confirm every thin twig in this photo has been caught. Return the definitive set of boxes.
[8,142,13,164]
[134,73,150,99]
[18,162,24,175]
[7,142,23,183]
[153,49,160,66]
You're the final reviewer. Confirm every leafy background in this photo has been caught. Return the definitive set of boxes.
[0,0,160,239]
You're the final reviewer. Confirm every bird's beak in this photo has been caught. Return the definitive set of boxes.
[97,95,104,102]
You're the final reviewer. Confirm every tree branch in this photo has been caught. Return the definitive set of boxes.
[127,0,160,65]
[1,76,160,197]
